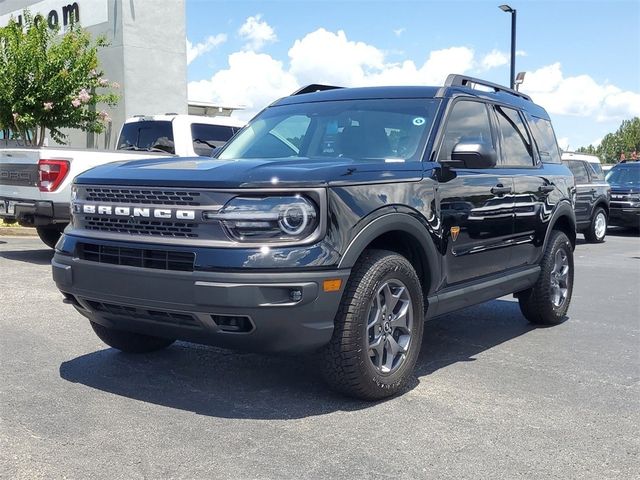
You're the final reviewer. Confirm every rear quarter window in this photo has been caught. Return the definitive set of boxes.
[527,115,561,164]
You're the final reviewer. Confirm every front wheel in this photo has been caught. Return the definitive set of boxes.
[320,249,424,400]
[584,207,607,243]
[90,321,175,353]
[36,225,64,249]
[518,230,574,325]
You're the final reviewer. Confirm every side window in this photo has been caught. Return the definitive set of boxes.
[495,106,534,166]
[438,101,493,162]
[566,160,590,184]
[587,162,605,181]
[191,124,236,156]
[527,115,561,164]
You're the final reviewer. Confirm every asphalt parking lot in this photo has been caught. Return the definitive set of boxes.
[1,231,638,479]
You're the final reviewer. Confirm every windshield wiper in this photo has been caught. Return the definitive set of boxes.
[120,145,170,153]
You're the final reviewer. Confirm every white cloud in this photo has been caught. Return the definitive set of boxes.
[393,28,406,37]
[186,34,227,65]
[521,62,640,122]
[187,50,297,117]
[238,14,276,51]
[481,49,509,69]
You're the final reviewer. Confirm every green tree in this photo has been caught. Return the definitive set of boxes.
[577,117,640,163]
[0,10,118,146]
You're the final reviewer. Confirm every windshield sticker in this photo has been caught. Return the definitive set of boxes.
[413,117,426,126]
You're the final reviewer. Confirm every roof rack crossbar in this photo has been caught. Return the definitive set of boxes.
[291,84,343,96]
[444,74,531,101]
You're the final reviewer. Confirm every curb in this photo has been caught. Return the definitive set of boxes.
[0,227,38,237]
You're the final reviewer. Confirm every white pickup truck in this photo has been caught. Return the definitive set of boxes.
[0,114,244,247]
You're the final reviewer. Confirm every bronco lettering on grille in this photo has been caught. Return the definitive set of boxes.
[77,204,196,220]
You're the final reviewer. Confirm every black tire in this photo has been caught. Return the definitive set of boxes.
[320,249,424,400]
[584,207,607,243]
[90,321,175,353]
[36,225,64,249]
[518,230,574,325]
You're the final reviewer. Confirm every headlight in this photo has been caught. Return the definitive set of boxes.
[208,195,319,243]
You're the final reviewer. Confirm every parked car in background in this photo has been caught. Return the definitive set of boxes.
[606,161,640,230]
[562,152,610,242]
[0,114,245,247]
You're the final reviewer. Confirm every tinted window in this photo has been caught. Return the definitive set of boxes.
[191,124,237,156]
[565,160,590,183]
[496,106,534,166]
[587,162,605,181]
[118,121,175,154]
[219,99,439,162]
[438,101,492,162]
[528,115,561,164]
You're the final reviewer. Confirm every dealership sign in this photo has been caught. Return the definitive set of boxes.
[0,0,108,30]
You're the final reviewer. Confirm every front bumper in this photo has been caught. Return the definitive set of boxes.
[609,207,640,228]
[52,252,350,353]
[0,197,69,226]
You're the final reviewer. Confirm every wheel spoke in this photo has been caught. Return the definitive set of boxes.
[369,336,384,366]
[390,301,410,331]
[382,283,399,312]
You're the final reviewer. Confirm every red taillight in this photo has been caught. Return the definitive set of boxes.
[38,159,70,192]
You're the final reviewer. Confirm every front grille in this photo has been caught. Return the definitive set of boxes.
[77,243,195,271]
[82,216,199,238]
[84,187,201,206]
[84,300,201,328]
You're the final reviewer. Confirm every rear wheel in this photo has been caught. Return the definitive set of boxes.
[36,225,64,249]
[518,230,574,325]
[584,207,607,243]
[320,249,424,400]
[90,321,175,353]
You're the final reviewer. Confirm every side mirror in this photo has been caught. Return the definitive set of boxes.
[447,141,497,169]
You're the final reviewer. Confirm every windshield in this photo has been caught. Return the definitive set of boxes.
[218,98,440,162]
[606,166,640,185]
[117,121,175,154]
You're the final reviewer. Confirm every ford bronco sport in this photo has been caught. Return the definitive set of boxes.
[52,75,576,400]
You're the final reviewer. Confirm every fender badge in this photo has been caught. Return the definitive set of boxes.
[450,226,460,242]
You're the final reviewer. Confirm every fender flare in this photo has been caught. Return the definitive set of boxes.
[542,200,576,253]
[338,212,441,294]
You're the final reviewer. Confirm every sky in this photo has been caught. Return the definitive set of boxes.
[185,0,640,151]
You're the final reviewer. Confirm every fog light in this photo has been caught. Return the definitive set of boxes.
[290,289,303,302]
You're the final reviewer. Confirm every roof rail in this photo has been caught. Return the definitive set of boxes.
[444,74,531,101]
[291,84,343,96]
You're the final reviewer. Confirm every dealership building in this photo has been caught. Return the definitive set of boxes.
[0,0,225,149]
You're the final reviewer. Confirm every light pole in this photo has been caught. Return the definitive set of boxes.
[499,4,517,89]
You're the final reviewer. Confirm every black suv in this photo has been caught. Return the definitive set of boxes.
[606,161,640,230]
[52,75,576,400]
[562,153,610,242]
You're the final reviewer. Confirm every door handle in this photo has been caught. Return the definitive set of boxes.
[491,184,512,196]
[539,185,555,193]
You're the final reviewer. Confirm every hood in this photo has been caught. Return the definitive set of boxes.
[608,183,639,194]
[75,156,424,188]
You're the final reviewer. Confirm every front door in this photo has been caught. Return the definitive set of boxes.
[435,99,515,286]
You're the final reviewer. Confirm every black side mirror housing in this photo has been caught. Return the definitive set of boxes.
[445,141,498,169]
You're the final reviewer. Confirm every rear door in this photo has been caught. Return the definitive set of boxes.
[435,99,515,286]
[494,105,550,268]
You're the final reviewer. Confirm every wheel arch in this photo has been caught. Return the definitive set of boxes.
[338,213,440,298]
[544,201,577,252]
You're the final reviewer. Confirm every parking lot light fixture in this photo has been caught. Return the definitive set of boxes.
[498,4,517,89]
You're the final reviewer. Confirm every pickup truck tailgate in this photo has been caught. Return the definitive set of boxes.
[0,150,41,200]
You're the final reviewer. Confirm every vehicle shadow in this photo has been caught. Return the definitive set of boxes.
[59,298,537,419]
[606,226,639,238]
[0,249,54,265]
